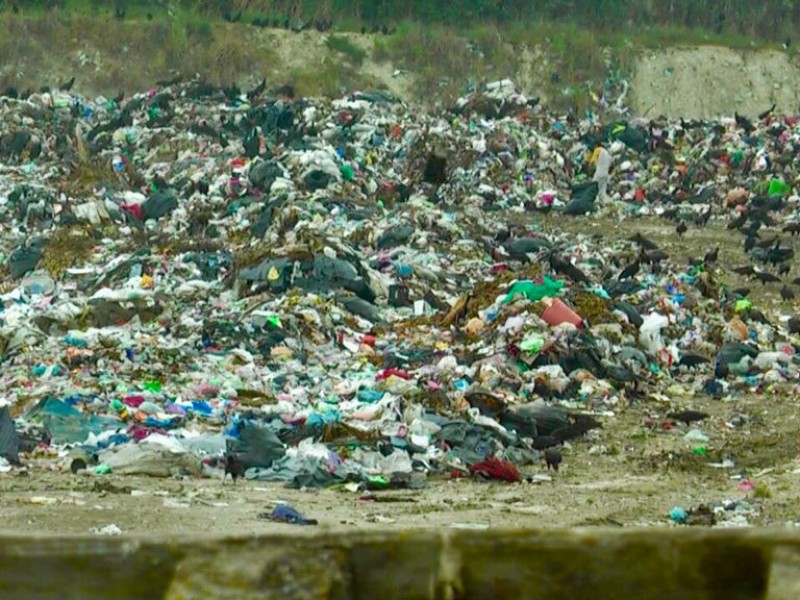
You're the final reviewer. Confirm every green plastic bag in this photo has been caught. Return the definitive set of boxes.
[768,178,790,197]
[504,277,564,303]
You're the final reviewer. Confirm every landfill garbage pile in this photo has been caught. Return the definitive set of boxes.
[0,79,798,492]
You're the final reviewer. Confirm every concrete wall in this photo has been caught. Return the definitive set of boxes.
[2,529,800,599]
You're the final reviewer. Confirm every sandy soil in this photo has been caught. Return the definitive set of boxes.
[631,47,800,119]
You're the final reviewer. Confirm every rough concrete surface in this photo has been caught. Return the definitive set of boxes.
[1,528,800,599]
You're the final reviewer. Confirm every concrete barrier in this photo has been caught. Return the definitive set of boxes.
[0,529,798,599]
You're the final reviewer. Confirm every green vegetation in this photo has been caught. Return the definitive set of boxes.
[0,0,792,108]
[325,35,367,65]
[289,58,380,97]
[3,0,796,43]
[207,0,796,42]
[754,483,773,499]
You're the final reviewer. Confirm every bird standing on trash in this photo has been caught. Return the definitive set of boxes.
[223,452,245,485]
[544,448,562,472]
[704,246,719,266]
[667,410,709,426]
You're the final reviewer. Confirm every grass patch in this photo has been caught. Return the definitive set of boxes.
[185,17,215,43]
[326,34,366,65]
[753,483,772,499]
[0,13,279,93]
[372,21,514,106]
[289,57,379,98]
[41,225,99,276]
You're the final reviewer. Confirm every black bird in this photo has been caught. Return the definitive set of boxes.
[727,212,747,230]
[745,219,762,237]
[751,235,777,249]
[275,83,296,99]
[603,363,636,389]
[552,423,588,443]
[544,448,562,472]
[730,287,751,298]
[667,410,709,426]
[767,243,794,266]
[640,248,669,264]
[744,308,772,326]
[744,235,758,253]
[783,37,791,50]
[793,276,800,287]
[783,223,800,236]
[572,414,603,431]
[246,78,266,101]
[695,207,712,226]
[223,452,245,484]
[617,260,640,281]
[677,353,709,369]
[532,436,559,450]
[59,76,75,92]
[754,270,781,285]
[552,414,602,443]
[703,246,719,265]
[735,112,754,133]
[759,103,776,120]
[550,253,590,285]
[676,221,687,237]
[222,84,241,102]
[629,232,659,251]
[612,301,643,327]
[788,316,800,334]
[778,263,791,277]
[781,285,796,302]
[661,206,679,221]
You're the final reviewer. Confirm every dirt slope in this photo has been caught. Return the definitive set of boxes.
[2,16,800,124]
[631,47,800,119]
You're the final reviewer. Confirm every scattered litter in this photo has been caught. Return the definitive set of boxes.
[258,503,318,525]
[90,524,123,536]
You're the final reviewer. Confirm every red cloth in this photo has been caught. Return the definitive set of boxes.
[121,203,143,221]
[376,368,410,381]
[469,457,521,482]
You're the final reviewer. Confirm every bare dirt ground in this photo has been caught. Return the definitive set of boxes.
[1,216,799,537]
[631,47,800,119]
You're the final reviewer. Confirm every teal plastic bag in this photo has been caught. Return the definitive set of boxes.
[504,277,564,303]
